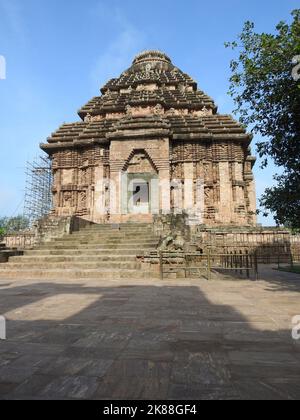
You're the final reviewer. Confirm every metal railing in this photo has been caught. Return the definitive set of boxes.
[159,250,258,280]
[275,253,300,271]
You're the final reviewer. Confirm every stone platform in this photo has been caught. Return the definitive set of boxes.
[0,266,299,400]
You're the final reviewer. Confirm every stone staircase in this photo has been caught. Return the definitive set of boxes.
[0,223,159,280]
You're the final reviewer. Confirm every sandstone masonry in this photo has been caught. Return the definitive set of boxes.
[41,51,257,226]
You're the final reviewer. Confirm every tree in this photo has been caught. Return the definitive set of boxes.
[0,216,30,236]
[0,227,5,239]
[225,9,300,228]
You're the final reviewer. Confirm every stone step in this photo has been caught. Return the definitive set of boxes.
[0,222,159,280]
[38,244,156,250]
[1,261,141,270]
[25,249,143,256]
[84,222,152,226]
[85,226,153,230]
[50,241,158,248]
[82,227,153,233]
[0,269,159,280]
[54,237,157,244]
[67,234,157,240]
[10,255,138,263]
[82,223,152,226]
[81,230,154,236]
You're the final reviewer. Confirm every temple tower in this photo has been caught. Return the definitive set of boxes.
[41,50,257,226]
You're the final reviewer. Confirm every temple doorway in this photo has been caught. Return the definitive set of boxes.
[131,181,150,214]
[121,172,159,216]
[120,150,159,216]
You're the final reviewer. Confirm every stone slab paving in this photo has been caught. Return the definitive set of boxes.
[0,265,299,400]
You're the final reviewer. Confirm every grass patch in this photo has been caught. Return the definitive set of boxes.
[278,265,300,274]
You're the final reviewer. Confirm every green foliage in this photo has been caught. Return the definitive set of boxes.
[0,215,30,235]
[278,265,300,274]
[225,10,300,228]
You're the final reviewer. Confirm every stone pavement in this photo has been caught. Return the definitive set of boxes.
[0,265,299,400]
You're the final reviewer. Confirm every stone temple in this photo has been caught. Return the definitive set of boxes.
[41,50,257,226]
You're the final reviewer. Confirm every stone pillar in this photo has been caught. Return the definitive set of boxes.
[248,179,257,225]
[157,138,171,215]
[183,162,194,213]
[233,162,243,202]
[233,162,243,182]
[195,178,205,224]
[219,162,232,224]
[109,170,121,218]
[93,164,105,222]
[160,169,171,214]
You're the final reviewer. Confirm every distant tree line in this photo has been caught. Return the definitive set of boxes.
[0,216,30,238]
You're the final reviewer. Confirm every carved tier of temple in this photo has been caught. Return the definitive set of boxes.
[41,50,257,226]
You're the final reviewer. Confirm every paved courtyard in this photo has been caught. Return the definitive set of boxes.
[0,265,299,400]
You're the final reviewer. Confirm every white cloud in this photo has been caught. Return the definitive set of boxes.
[90,5,146,89]
[0,0,25,40]
[0,55,6,79]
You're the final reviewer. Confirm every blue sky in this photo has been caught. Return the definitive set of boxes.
[0,0,298,224]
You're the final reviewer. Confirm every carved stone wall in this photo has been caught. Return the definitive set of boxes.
[51,146,109,221]
[170,140,255,226]
[109,138,170,223]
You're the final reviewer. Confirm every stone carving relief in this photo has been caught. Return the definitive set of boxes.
[145,63,152,78]
[204,164,211,180]
[205,187,213,204]
[126,105,133,116]
[172,163,184,180]
[192,107,213,117]
[178,83,186,93]
[184,144,193,160]
[220,143,227,153]
[105,112,124,120]
[153,103,164,115]
[124,104,164,117]
[166,108,176,116]
[213,163,219,183]
[126,151,156,174]
[80,168,88,185]
[79,191,87,208]
[63,191,73,208]
[136,83,158,92]
[81,159,89,169]
[84,113,92,123]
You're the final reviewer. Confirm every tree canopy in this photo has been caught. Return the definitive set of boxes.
[225,9,300,228]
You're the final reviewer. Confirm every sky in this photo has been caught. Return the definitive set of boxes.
[0,0,298,225]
